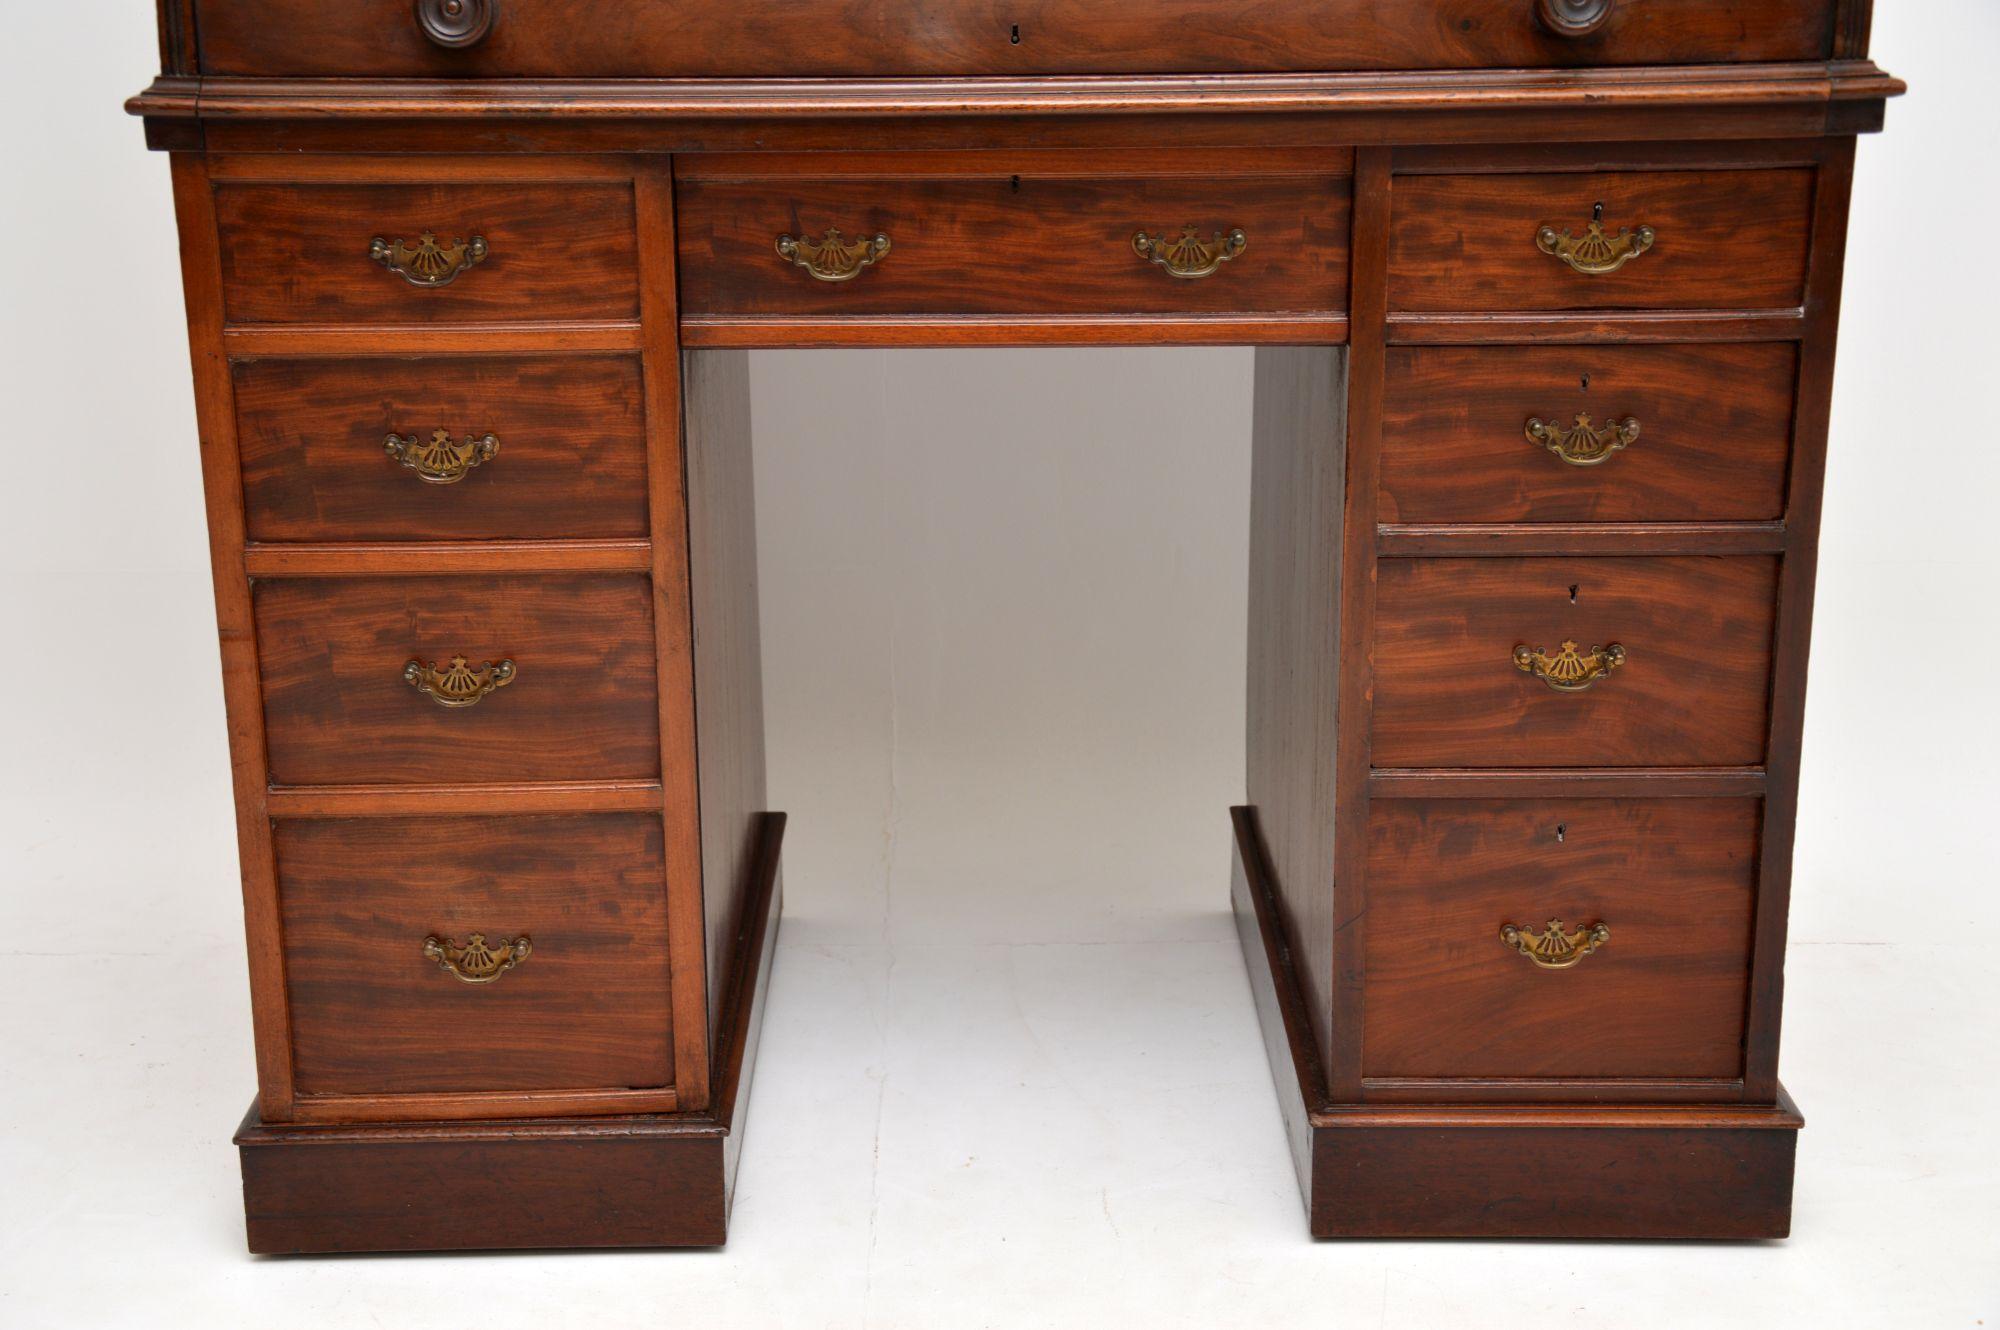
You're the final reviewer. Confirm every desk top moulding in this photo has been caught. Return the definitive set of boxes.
[131,0,1897,1250]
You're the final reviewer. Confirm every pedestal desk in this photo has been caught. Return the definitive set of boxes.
[128,0,1902,1251]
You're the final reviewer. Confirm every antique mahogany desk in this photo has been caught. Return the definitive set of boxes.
[129,0,1901,1252]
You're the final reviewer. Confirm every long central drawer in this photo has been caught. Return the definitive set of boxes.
[676,164,1351,322]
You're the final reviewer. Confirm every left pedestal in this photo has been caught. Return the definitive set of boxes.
[236,815,784,1255]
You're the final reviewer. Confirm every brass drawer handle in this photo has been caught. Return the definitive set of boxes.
[1536,204,1654,276]
[775,228,891,283]
[404,655,516,708]
[417,0,496,48]
[1525,413,1639,467]
[1513,639,1625,692]
[370,232,489,287]
[1500,919,1610,970]
[1535,0,1614,37]
[384,429,500,485]
[423,932,531,984]
[1132,226,1248,279]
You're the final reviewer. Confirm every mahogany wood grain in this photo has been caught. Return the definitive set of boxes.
[1371,556,1779,769]
[243,540,653,577]
[635,164,715,1111]
[213,181,638,326]
[1231,806,1327,1199]
[1389,168,1815,312]
[266,780,665,818]
[233,814,785,1252]
[253,575,660,786]
[1233,805,1798,1238]
[191,1,1835,80]
[224,324,641,355]
[684,350,772,1045]
[1388,310,1805,345]
[277,814,673,1101]
[713,814,786,1207]
[234,355,649,542]
[1376,523,1787,558]
[159,73,1900,162]
[1363,798,1756,1083]
[1380,343,1799,523]
[145,62,1905,127]
[169,154,296,1120]
[680,313,1349,349]
[1245,346,1347,1096]
[1308,1116,1797,1239]
[676,172,1350,320]
[1324,150,1395,1099]
[1744,139,1856,1101]
[1371,767,1765,800]
[238,1110,728,1252]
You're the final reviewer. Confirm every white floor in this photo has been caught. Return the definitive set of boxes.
[1,789,1994,1328]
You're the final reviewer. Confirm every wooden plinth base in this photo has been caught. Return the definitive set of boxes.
[1229,806,1803,1240]
[236,813,786,1254]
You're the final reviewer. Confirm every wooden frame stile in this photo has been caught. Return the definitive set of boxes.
[170,152,297,1124]
[637,156,716,1112]
[1743,136,1856,1102]
[1329,148,1394,1105]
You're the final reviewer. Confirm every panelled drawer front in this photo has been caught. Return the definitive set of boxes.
[676,174,1351,319]
[1389,170,1814,313]
[254,575,661,787]
[193,1,1834,78]
[1381,344,1799,524]
[1364,799,1755,1082]
[214,183,639,326]
[278,814,673,1097]
[1371,557,1778,768]
[235,355,650,542]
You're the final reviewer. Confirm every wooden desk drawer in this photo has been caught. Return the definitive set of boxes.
[676,171,1350,320]
[1380,344,1799,524]
[192,1,1834,78]
[213,183,638,326]
[1364,798,1755,1083]
[278,814,673,1098]
[254,575,660,787]
[1371,556,1778,768]
[235,355,649,543]
[1389,170,1814,313]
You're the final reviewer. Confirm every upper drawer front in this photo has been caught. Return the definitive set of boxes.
[236,355,650,543]
[194,2,1834,78]
[1372,556,1779,768]
[214,183,639,326]
[1381,344,1799,524]
[1389,170,1815,313]
[677,173,1351,319]
[278,814,674,1098]
[1363,798,1755,1083]
[254,575,661,787]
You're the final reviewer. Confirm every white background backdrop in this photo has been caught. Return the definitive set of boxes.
[3,3,1995,1326]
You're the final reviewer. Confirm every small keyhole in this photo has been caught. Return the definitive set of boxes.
[1010,23,1021,43]
[1579,372,1591,392]
[1556,824,1567,843]
[1010,175,1021,193]
[1568,584,1579,605]
[1593,201,1606,222]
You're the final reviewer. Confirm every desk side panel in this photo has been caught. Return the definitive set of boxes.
[1246,346,1347,1080]
[683,349,773,1052]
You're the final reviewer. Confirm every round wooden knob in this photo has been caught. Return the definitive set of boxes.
[416,0,496,48]
[1535,0,1614,37]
